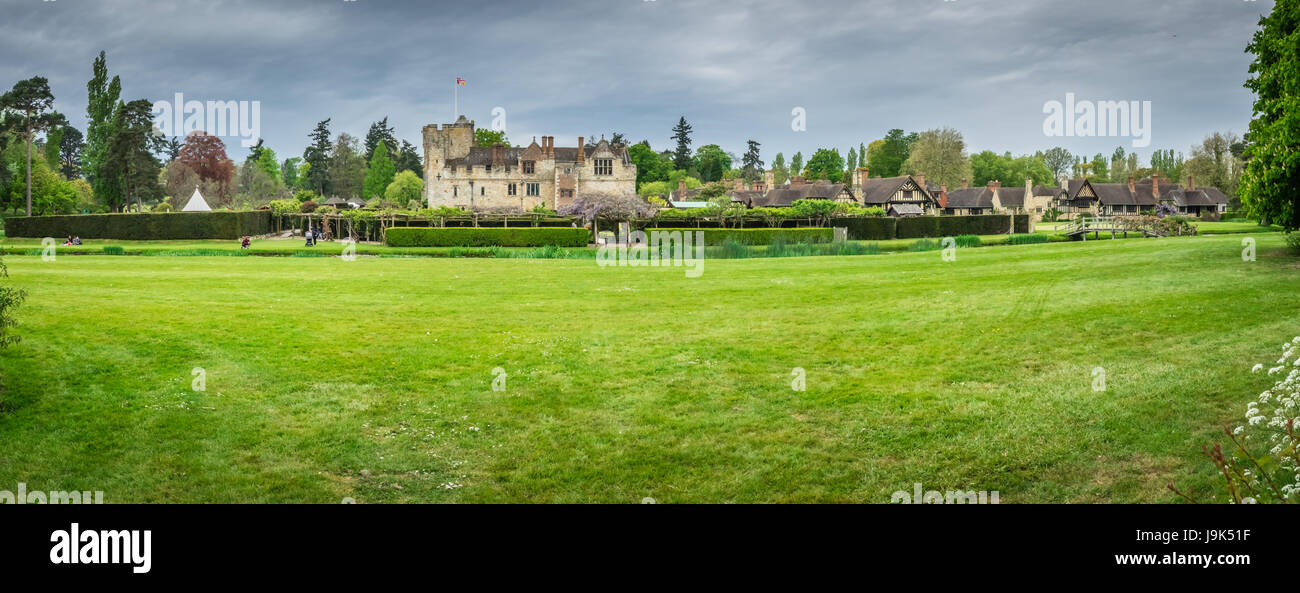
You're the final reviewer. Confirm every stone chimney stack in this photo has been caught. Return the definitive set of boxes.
[764,169,775,190]
[1152,173,1160,199]
[791,175,806,186]
[914,173,926,189]
[857,167,869,188]
[961,177,969,190]
[1128,176,1135,193]
[987,180,1001,191]
[677,179,686,198]
[1186,175,1195,190]
[577,137,584,164]
[734,178,745,191]
[1026,177,1033,199]
[492,143,504,167]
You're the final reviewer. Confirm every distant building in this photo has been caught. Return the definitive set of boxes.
[422,116,636,210]
[1059,174,1227,217]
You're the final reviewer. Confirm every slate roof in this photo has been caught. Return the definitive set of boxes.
[945,187,994,209]
[859,176,926,205]
[995,187,1027,209]
[755,182,847,207]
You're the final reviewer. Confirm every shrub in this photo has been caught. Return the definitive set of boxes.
[300,200,318,214]
[152,202,173,213]
[1007,233,1049,245]
[294,189,319,203]
[644,227,831,246]
[1171,338,1300,504]
[0,250,25,349]
[1287,232,1300,256]
[954,234,981,248]
[3,212,273,240]
[102,245,125,255]
[385,227,591,247]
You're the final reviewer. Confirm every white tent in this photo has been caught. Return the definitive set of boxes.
[181,186,211,212]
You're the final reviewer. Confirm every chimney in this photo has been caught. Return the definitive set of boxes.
[754,181,766,192]
[492,143,504,167]
[791,175,806,186]
[548,136,556,160]
[734,178,745,191]
[987,180,1001,191]
[1026,177,1033,198]
[764,169,775,189]
[1152,173,1160,198]
[1128,176,1135,193]
[857,167,869,188]
[577,137,584,164]
[938,185,949,209]
[914,173,925,189]
[961,177,968,190]
[677,179,686,198]
[1186,175,1195,190]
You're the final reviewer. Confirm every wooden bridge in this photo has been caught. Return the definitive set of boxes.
[1060,216,1166,240]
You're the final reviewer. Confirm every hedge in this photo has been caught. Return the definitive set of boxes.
[384,227,591,247]
[644,227,832,246]
[829,217,896,241]
[4,211,272,240]
[829,215,1027,240]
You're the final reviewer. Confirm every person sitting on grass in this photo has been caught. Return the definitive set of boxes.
[240,236,251,250]
[72,236,82,246]
[64,236,73,246]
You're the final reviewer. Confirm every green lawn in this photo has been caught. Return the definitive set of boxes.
[0,233,1296,503]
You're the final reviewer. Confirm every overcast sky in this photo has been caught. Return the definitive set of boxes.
[1,0,1272,166]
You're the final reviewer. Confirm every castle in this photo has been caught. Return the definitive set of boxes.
[422,116,637,210]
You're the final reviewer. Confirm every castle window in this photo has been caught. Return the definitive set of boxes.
[485,165,492,173]
[453,186,458,197]
[560,189,573,199]
[526,183,539,196]
[480,187,485,196]
[594,158,613,176]
[508,183,517,196]
[523,161,535,174]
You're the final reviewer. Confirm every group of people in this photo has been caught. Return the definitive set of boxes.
[63,236,82,246]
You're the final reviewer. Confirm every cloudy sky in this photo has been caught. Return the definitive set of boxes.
[1,0,1271,166]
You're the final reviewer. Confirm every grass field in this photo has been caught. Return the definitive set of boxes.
[0,233,1296,503]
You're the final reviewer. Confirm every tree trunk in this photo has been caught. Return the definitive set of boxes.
[25,127,32,216]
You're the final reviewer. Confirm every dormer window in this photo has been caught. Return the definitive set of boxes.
[594,158,613,176]
[523,161,535,174]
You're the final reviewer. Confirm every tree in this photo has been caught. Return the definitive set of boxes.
[741,139,763,181]
[1041,147,1073,180]
[244,138,265,164]
[3,140,76,214]
[628,141,671,189]
[1240,0,1300,229]
[174,131,237,187]
[103,99,164,212]
[253,146,281,183]
[329,132,366,199]
[159,136,182,162]
[83,51,122,212]
[844,147,858,186]
[671,116,693,170]
[44,126,63,172]
[692,144,731,182]
[901,127,971,189]
[790,152,804,179]
[771,152,788,186]
[395,140,422,178]
[867,129,916,177]
[303,119,332,195]
[385,170,423,206]
[1186,131,1244,198]
[0,77,68,215]
[971,151,1054,187]
[803,148,845,182]
[473,128,507,148]
[58,126,84,179]
[363,141,396,200]
[281,157,301,188]
[365,117,398,160]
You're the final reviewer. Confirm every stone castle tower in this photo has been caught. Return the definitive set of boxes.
[422,115,476,198]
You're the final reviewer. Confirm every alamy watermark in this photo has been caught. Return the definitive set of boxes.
[151,92,261,148]
[1042,93,1152,148]
[597,230,705,278]
[891,483,1000,504]
[1,483,104,504]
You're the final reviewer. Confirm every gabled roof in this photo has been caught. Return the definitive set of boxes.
[995,187,1026,209]
[755,182,847,207]
[858,176,931,205]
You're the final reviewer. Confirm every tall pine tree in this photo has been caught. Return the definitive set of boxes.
[303,118,332,196]
[671,116,693,170]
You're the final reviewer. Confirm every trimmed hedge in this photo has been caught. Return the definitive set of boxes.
[385,227,591,247]
[644,227,832,246]
[830,217,896,241]
[4,211,272,240]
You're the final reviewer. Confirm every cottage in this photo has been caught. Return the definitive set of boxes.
[1058,174,1227,217]
[855,168,941,215]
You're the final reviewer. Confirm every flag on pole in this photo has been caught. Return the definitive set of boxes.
[456,77,467,85]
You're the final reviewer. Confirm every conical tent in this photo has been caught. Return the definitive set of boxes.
[182,186,211,211]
